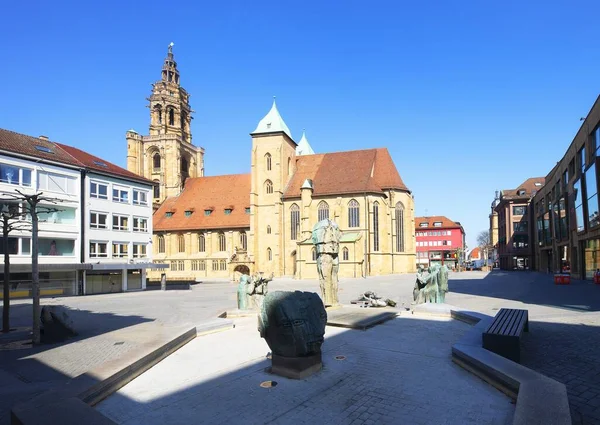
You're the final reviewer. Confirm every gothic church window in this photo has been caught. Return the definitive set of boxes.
[153,180,160,199]
[265,153,272,171]
[311,247,317,261]
[348,199,360,228]
[178,234,185,253]
[395,202,405,252]
[265,180,273,194]
[290,204,300,240]
[218,232,226,251]
[267,225,271,234]
[154,104,162,124]
[240,231,247,251]
[267,247,272,261]
[373,201,380,252]
[158,235,165,253]
[168,108,175,126]
[153,153,161,170]
[198,233,205,252]
[318,201,329,221]
[342,247,349,261]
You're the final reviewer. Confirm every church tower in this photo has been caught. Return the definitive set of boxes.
[249,99,297,276]
[126,43,204,205]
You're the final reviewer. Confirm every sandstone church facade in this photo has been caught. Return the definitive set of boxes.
[126,46,416,281]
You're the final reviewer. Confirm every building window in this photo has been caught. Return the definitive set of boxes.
[166,211,173,218]
[112,187,129,203]
[433,221,442,227]
[198,233,205,252]
[191,260,206,271]
[348,199,360,228]
[513,221,528,232]
[595,125,600,154]
[133,190,148,205]
[395,202,405,252]
[265,180,273,194]
[39,238,75,256]
[178,234,185,252]
[240,231,247,251]
[218,232,226,251]
[204,209,212,216]
[157,235,165,253]
[419,222,428,227]
[373,201,380,252]
[512,206,527,216]
[191,260,199,271]
[89,241,108,258]
[112,214,129,231]
[342,247,349,261]
[579,146,586,174]
[245,207,251,214]
[265,153,272,171]
[267,247,272,261]
[168,108,175,126]
[318,201,329,221]
[185,210,193,217]
[0,163,32,187]
[133,244,147,258]
[211,259,227,271]
[153,180,160,199]
[153,153,161,170]
[224,209,232,215]
[112,242,129,258]
[90,181,108,199]
[574,178,584,232]
[586,163,599,228]
[90,212,108,229]
[290,204,300,240]
[267,225,271,234]
[312,247,317,261]
[133,217,148,232]
[170,260,184,271]
[513,235,529,249]
[38,172,77,195]
[559,197,568,240]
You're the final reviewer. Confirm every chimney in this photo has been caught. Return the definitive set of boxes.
[39,135,49,141]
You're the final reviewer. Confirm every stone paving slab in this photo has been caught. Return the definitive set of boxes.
[97,315,514,425]
[326,307,398,330]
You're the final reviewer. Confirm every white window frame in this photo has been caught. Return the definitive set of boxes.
[133,243,147,258]
[112,186,130,203]
[112,242,129,258]
[90,181,108,199]
[90,241,108,258]
[133,189,148,206]
[112,214,129,231]
[133,217,148,232]
[90,211,108,229]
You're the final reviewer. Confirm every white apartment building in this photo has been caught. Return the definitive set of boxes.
[0,128,162,298]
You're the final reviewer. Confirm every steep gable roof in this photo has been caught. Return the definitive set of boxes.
[415,216,462,230]
[154,174,251,231]
[283,148,408,198]
[501,177,545,199]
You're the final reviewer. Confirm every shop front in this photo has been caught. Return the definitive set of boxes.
[583,238,600,279]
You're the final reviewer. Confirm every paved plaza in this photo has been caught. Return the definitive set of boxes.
[0,270,599,424]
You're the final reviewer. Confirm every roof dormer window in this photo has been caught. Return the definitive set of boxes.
[166,212,173,218]
[517,189,526,196]
[419,223,429,227]
[245,207,251,214]
[185,210,193,217]
[224,209,232,215]
[433,222,442,227]
[204,210,212,216]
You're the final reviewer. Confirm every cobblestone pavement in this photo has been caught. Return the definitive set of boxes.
[97,315,514,425]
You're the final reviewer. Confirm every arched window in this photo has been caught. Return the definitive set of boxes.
[153,153,161,170]
[154,104,162,124]
[218,232,226,251]
[198,233,205,252]
[265,180,273,194]
[290,203,300,240]
[168,108,175,126]
[311,247,317,261]
[395,202,405,252]
[178,234,185,252]
[153,180,160,199]
[240,231,247,251]
[318,201,329,221]
[342,247,349,261]
[287,157,292,175]
[157,235,165,253]
[267,225,271,234]
[348,199,360,228]
[180,156,189,188]
[265,153,272,171]
[267,247,272,261]
[373,201,380,251]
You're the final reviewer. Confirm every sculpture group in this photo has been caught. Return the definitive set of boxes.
[237,272,273,311]
[413,264,449,304]
[311,219,342,307]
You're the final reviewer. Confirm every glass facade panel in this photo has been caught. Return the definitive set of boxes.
[574,179,584,232]
[584,239,600,279]
[559,197,568,240]
[39,238,75,256]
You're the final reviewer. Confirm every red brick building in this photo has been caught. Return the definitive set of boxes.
[415,216,465,269]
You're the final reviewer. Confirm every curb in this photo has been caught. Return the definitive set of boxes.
[10,319,234,425]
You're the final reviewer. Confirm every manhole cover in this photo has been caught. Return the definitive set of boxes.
[335,355,346,360]
[260,380,278,388]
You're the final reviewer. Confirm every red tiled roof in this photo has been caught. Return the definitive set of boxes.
[283,148,408,198]
[469,247,481,259]
[501,177,545,199]
[0,127,152,185]
[415,216,462,230]
[154,174,251,231]
[55,143,153,184]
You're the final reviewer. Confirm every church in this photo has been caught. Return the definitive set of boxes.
[126,46,417,281]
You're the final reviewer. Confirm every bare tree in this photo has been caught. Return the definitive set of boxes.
[455,247,464,272]
[477,230,492,269]
[2,191,62,344]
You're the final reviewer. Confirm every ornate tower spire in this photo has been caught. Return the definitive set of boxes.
[161,42,180,85]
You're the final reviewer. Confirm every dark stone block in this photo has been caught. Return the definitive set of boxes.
[271,353,322,379]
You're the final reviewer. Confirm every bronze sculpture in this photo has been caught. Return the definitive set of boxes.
[236,272,273,310]
[311,219,342,307]
[413,264,449,304]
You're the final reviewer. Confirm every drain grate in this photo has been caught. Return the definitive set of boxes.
[260,380,278,388]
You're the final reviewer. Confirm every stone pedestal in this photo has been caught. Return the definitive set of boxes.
[271,353,322,380]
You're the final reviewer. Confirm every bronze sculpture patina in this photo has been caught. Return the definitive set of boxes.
[237,272,273,310]
[311,219,342,307]
[258,290,327,379]
[413,264,449,304]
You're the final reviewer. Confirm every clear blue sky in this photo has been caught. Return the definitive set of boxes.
[2,0,599,250]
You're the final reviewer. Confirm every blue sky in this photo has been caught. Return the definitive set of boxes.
[2,0,599,250]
